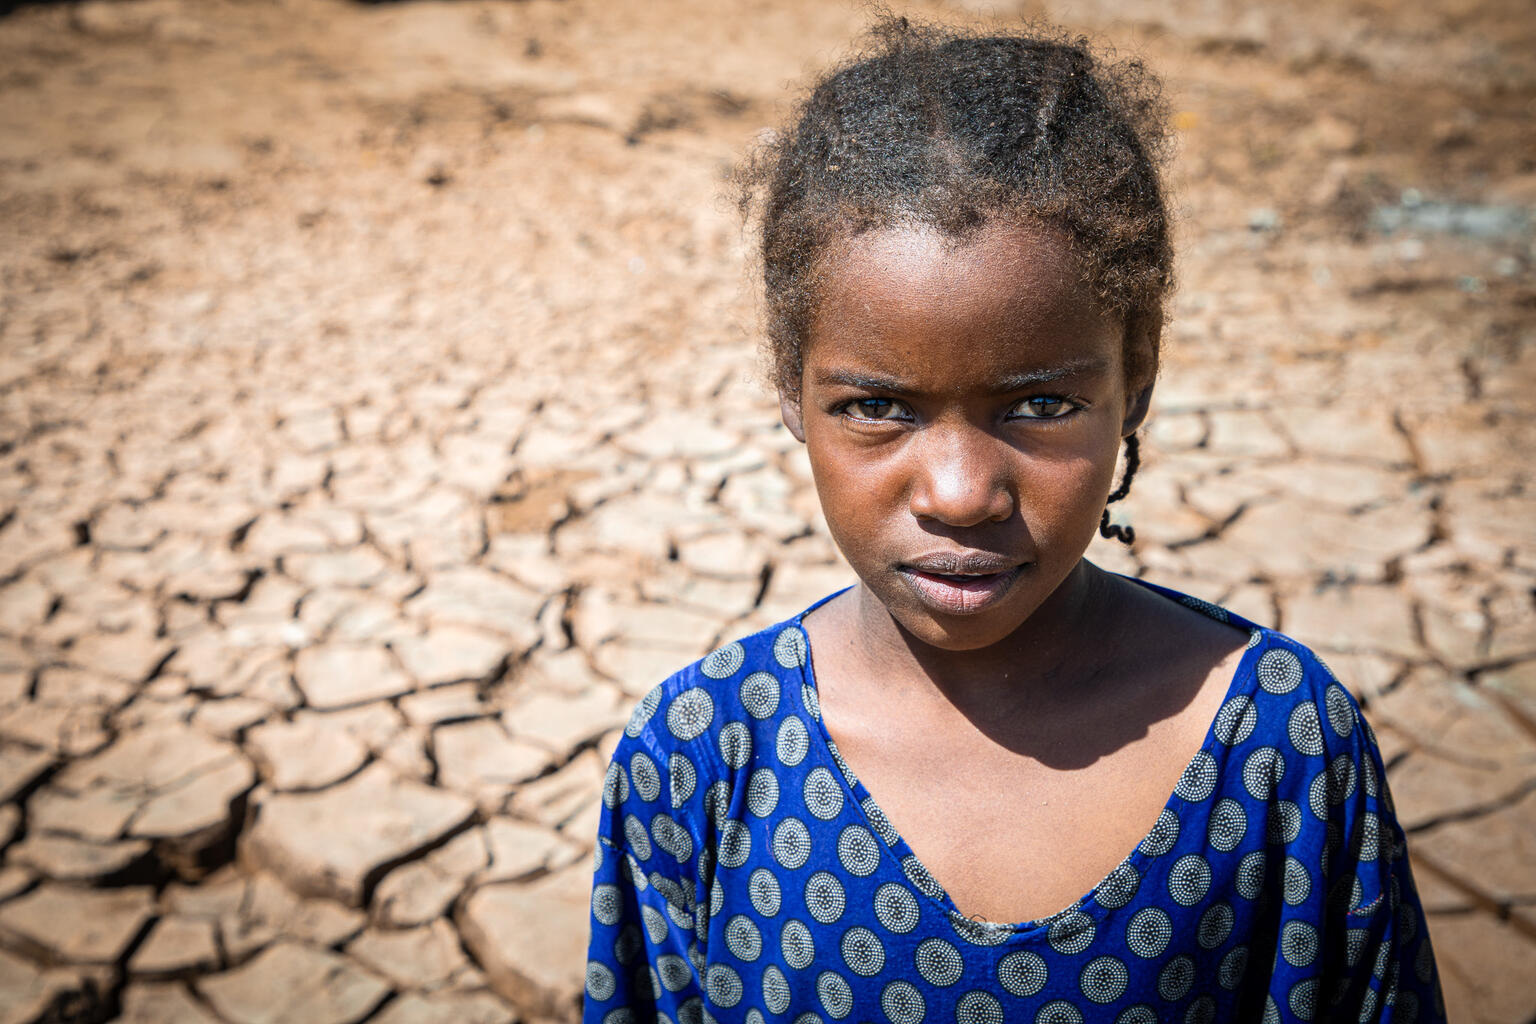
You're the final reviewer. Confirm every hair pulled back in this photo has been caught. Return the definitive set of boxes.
[738,17,1175,397]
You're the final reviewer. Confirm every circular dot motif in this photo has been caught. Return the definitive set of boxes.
[781,919,815,970]
[805,871,847,925]
[668,688,715,742]
[841,926,886,976]
[668,754,696,807]
[1268,800,1303,845]
[1325,685,1354,738]
[1175,750,1218,802]
[724,914,761,962]
[603,762,629,809]
[1236,850,1267,899]
[1242,747,1286,802]
[739,672,780,719]
[587,961,616,1001]
[1181,594,1230,622]
[874,883,920,935]
[1080,956,1129,1004]
[702,780,732,831]
[622,815,652,860]
[1258,648,1304,694]
[1214,695,1258,746]
[1197,901,1234,949]
[863,797,899,846]
[718,819,751,869]
[1047,910,1096,956]
[1288,702,1326,756]
[804,767,845,820]
[1219,945,1249,989]
[826,740,857,787]
[642,905,669,944]
[773,818,811,870]
[762,965,790,1013]
[881,981,925,1024]
[802,683,823,722]
[817,971,853,1019]
[1207,798,1247,852]
[1284,855,1312,905]
[951,914,1012,947]
[1097,861,1141,909]
[748,867,780,917]
[625,686,661,738]
[745,767,779,818]
[718,721,752,770]
[631,753,661,803]
[957,991,1005,1024]
[701,643,745,680]
[657,953,693,992]
[1138,808,1180,857]
[777,717,810,767]
[614,924,643,965]
[1125,907,1172,959]
[1035,1001,1084,1024]
[915,938,964,987]
[1281,920,1320,967]
[1289,977,1318,1021]
[1115,1008,1157,1024]
[774,628,807,668]
[903,856,948,902]
[706,963,743,1008]
[1308,770,1330,821]
[838,825,881,877]
[1157,955,1195,1002]
[998,950,1048,997]
[1169,853,1213,906]
[652,813,692,863]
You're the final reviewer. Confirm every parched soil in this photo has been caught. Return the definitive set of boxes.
[0,0,1532,1021]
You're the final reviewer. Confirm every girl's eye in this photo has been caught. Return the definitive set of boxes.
[1011,395,1076,419]
[845,398,907,421]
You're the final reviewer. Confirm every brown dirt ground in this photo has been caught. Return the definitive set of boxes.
[0,0,1533,1022]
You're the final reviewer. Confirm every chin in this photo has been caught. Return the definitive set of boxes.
[883,594,1044,653]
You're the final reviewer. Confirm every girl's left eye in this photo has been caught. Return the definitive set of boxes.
[1010,395,1077,419]
[845,398,908,421]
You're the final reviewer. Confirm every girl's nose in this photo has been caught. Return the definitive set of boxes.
[907,428,1015,527]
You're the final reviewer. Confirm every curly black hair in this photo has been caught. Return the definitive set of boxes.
[737,16,1174,398]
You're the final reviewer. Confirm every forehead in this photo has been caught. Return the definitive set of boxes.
[805,220,1123,383]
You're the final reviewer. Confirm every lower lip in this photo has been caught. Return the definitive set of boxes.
[899,566,1023,615]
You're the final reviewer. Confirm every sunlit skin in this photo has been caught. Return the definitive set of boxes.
[783,219,1248,923]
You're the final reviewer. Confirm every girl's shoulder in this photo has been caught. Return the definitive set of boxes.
[608,611,820,797]
[1133,576,1373,741]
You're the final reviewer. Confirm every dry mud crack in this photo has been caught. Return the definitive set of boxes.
[0,0,1534,1021]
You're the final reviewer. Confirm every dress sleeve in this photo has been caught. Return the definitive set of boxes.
[583,684,709,1023]
[1322,700,1446,1023]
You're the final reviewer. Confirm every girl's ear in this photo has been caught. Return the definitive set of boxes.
[1121,309,1160,436]
[1122,381,1153,437]
[779,390,807,442]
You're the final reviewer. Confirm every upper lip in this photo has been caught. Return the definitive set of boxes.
[901,552,1023,576]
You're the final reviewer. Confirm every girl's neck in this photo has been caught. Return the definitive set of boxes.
[830,559,1125,715]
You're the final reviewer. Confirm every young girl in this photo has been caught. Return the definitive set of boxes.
[585,20,1442,1024]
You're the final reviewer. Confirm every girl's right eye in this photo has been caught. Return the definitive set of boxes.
[843,398,908,421]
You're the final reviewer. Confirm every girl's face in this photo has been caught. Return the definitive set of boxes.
[782,219,1149,652]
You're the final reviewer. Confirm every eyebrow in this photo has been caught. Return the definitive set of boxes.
[813,357,1111,393]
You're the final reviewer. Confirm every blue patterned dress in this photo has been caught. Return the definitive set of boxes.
[583,582,1444,1023]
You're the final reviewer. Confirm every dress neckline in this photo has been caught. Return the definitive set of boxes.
[788,573,1266,936]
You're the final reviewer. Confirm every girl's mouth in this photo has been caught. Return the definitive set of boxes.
[898,562,1025,615]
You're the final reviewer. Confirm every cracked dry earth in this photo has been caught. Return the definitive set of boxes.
[0,0,1533,1021]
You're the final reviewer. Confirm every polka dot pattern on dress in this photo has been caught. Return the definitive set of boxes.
[582,586,1444,1024]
